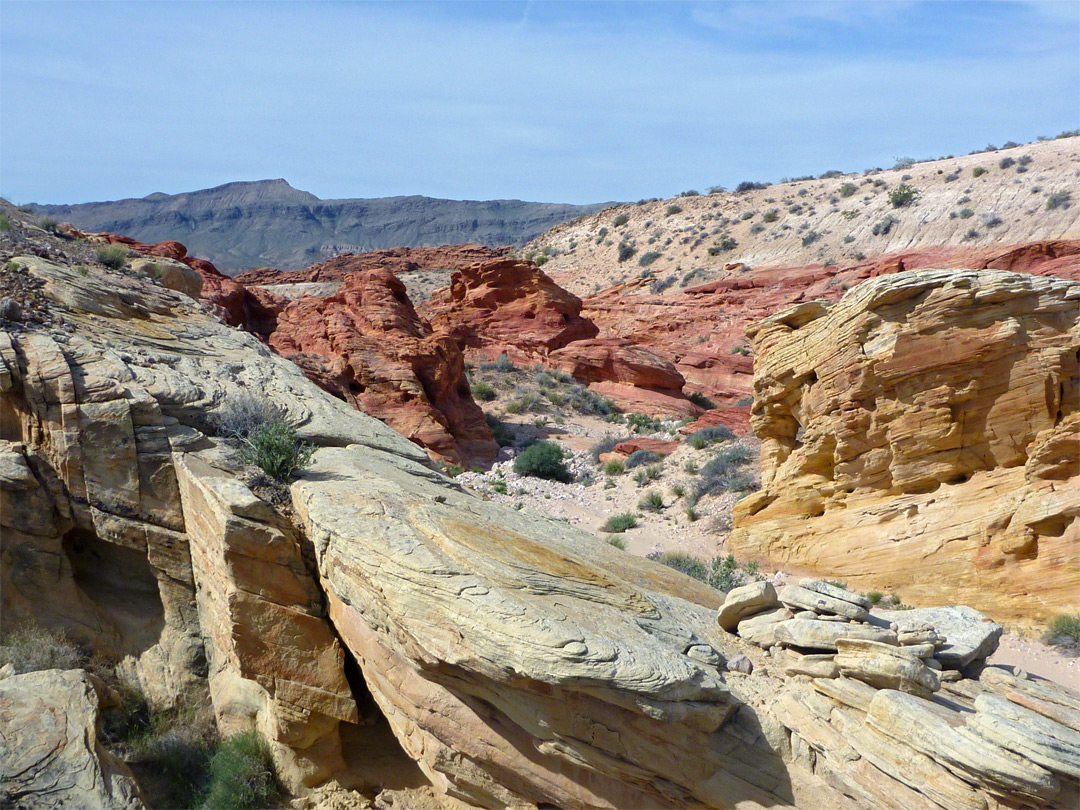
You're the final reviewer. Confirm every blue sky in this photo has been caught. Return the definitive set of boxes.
[2,1,1077,204]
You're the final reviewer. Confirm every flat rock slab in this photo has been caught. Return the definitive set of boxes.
[799,579,872,610]
[736,607,794,647]
[779,585,869,621]
[774,619,897,652]
[835,638,940,698]
[878,606,1003,668]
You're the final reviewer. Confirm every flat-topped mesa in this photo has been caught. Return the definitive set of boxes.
[420,257,600,361]
[730,268,1080,627]
[268,267,497,467]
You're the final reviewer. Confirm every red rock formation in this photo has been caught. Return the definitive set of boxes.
[234,245,510,285]
[611,438,680,457]
[421,258,599,361]
[548,338,683,390]
[583,240,1080,407]
[269,268,497,466]
[679,406,752,437]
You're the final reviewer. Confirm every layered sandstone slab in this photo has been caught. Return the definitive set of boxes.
[731,269,1080,626]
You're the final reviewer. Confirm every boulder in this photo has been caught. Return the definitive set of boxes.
[735,607,793,648]
[773,619,897,652]
[834,638,940,698]
[612,438,680,458]
[549,338,685,391]
[778,651,840,679]
[879,606,1002,669]
[799,579,872,610]
[778,584,869,621]
[717,581,779,631]
[0,669,146,810]
[731,269,1080,628]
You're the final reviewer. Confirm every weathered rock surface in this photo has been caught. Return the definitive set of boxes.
[834,639,941,698]
[732,269,1080,626]
[4,236,1079,810]
[718,581,779,631]
[421,257,599,361]
[879,606,1004,669]
[0,668,145,810]
[611,437,681,458]
[268,267,497,466]
[773,619,898,652]
[778,585,869,621]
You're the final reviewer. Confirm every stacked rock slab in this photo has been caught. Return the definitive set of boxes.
[731,268,1080,627]
[3,243,1079,809]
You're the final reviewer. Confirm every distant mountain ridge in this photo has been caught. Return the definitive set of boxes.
[29,179,613,273]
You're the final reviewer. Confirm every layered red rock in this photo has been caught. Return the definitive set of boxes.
[269,268,496,466]
[730,268,1080,627]
[582,240,1080,407]
[611,438,680,457]
[421,258,599,360]
[235,244,510,285]
[680,406,753,437]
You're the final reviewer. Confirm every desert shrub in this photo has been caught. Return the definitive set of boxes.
[617,242,636,262]
[638,251,662,267]
[37,216,60,234]
[708,554,745,592]
[444,464,463,478]
[649,551,708,581]
[671,483,685,498]
[568,385,617,416]
[691,425,735,445]
[1018,154,1033,166]
[534,371,556,388]
[494,352,516,372]
[633,464,663,487]
[613,213,629,227]
[749,223,765,235]
[603,459,625,475]
[485,413,515,447]
[601,512,638,532]
[683,459,699,474]
[695,446,755,498]
[607,535,626,550]
[1045,614,1080,644]
[982,214,1003,228]
[963,228,980,241]
[871,215,898,236]
[888,184,920,208]
[665,205,683,216]
[736,396,753,407]
[972,166,987,178]
[625,449,661,468]
[957,207,975,219]
[838,183,857,198]
[801,230,821,247]
[650,274,676,294]
[998,156,1015,169]
[867,590,884,605]
[0,213,12,232]
[199,730,281,810]
[95,244,129,269]
[1046,191,1072,210]
[491,480,507,495]
[472,381,496,401]
[505,392,542,414]
[687,392,716,409]
[241,421,315,482]
[0,621,83,673]
[762,208,779,222]
[735,181,768,193]
[626,413,663,434]
[892,156,916,170]
[638,490,664,513]
[588,434,624,461]
[688,434,708,450]
[513,440,571,482]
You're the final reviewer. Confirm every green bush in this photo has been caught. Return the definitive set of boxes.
[626,413,663,434]
[0,213,13,232]
[708,554,745,592]
[603,459,625,475]
[1045,614,1080,644]
[649,551,707,581]
[471,381,496,401]
[867,590,884,605]
[607,535,626,550]
[735,181,767,193]
[638,251,662,267]
[762,209,779,222]
[838,183,857,198]
[871,215,898,236]
[491,480,507,494]
[37,216,60,234]
[633,464,662,487]
[638,490,664,513]
[689,425,734,445]
[505,392,542,414]
[240,421,316,482]
[671,483,685,498]
[801,231,821,247]
[617,242,636,262]
[625,449,661,468]
[957,207,975,219]
[1047,191,1072,210]
[888,184,920,208]
[494,352,516,372]
[568,385,617,416]
[199,730,281,810]
[613,213,629,227]
[0,620,83,673]
[736,396,753,407]
[689,434,708,450]
[95,244,129,269]
[665,204,683,216]
[999,156,1015,169]
[485,412,515,447]
[513,441,571,482]
[601,512,637,532]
